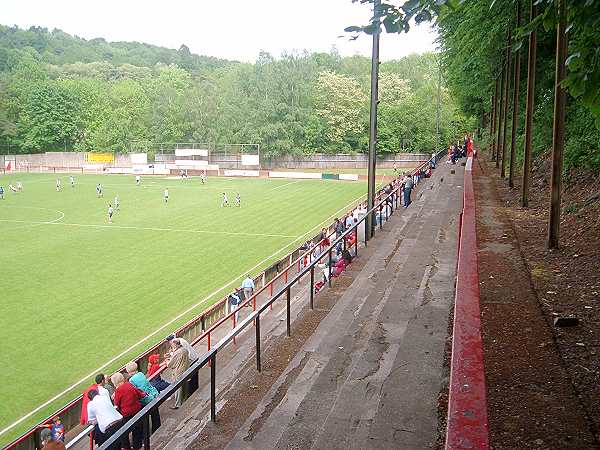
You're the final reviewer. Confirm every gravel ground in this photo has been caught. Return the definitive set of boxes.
[473,158,599,449]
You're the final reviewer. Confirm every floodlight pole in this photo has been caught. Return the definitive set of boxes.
[436,56,441,154]
[366,0,381,242]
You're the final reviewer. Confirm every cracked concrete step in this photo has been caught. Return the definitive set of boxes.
[227,163,463,450]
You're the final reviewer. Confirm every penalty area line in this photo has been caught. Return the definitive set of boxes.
[0,189,373,439]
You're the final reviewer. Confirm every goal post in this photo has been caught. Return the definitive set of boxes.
[213,143,260,170]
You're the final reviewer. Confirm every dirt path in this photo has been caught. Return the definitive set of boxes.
[474,159,597,449]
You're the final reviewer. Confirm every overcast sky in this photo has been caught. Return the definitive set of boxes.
[2,0,438,62]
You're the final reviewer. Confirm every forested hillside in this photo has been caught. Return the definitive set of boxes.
[0,25,471,156]
[436,0,600,171]
[347,0,600,170]
[347,0,600,171]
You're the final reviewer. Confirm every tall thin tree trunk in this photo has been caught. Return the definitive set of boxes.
[509,2,522,188]
[521,0,537,207]
[548,0,568,249]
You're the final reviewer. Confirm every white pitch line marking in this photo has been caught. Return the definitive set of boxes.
[0,206,65,231]
[0,190,372,437]
[0,220,296,238]
[272,180,302,190]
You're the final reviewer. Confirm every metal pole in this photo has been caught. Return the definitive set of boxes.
[548,0,568,249]
[509,1,522,188]
[309,267,314,310]
[286,288,291,337]
[436,56,442,153]
[210,353,216,422]
[501,30,512,178]
[366,0,381,242]
[328,248,332,287]
[143,414,151,450]
[522,0,537,207]
[256,315,261,372]
[495,59,506,167]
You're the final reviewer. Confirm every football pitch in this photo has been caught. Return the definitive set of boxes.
[0,172,371,444]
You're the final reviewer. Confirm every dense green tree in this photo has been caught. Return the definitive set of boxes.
[0,24,467,156]
[314,70,367,151]
[348,0,600,170]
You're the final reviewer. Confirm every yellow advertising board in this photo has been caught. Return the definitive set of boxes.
[87,152,114,163]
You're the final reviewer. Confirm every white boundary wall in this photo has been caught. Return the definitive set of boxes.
[269,171,322,179]
[223,170,260,177]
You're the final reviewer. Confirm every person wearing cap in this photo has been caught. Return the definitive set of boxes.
[166,339,189,409]
[166,334,199,395]
[166,334,198,363]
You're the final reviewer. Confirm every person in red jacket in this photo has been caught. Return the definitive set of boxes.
[332,250,353,277]
[80,383,98,425]
[468,136,475,158]
[111,372,146,449]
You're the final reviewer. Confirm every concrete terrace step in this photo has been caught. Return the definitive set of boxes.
[68,161,462,450]
[223,163,464,450]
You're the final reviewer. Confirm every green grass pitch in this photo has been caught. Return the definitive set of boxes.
[0,172,370,444]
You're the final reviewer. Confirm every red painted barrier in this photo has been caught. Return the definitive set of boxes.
[445,164,489,449]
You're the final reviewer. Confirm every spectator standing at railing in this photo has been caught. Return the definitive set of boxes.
[111,372,145,449]
[165,334,199,397]
[166,339,190,409]
[166,334,199,363]
[229,289,242,322]
[319,228,331,252]
[40,428,52,448]
[126,362,161,432]
[81,374,109,426]
[50,416,65,443]
[403,174,414,207]
[334,217,344,238]
[242,275,255,303]
[86,389,126,450]
[345,214,354,230]
[147,354,170,392]
[95,373,113,401]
